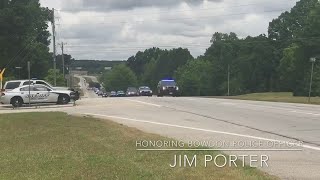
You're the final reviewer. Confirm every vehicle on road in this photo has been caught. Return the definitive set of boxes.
[139,86,153,96]
[126,87,139,96]
[116,91,126,97]
[0,84,76,107]
[110,91,117,97]
[97,90,104,96]
[102,92,108,98]
[2,80,70,92]
[157,79,180,97]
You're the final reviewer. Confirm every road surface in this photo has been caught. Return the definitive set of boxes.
[60,97,319,180]
[74,75,97,98]
[1,77,320,179]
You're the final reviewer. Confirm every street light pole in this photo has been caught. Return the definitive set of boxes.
[308,57,316,103]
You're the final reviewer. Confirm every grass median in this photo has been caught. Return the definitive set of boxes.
[221,92,320,105]
[0,112,276,180]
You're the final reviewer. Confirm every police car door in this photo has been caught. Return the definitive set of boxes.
[46,86,59,103]
[20,86,38,103]
[33,85,50,103]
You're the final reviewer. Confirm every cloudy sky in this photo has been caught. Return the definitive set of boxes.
[40,0,298,60]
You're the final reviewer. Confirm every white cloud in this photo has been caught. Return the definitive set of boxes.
[40,0,299,60]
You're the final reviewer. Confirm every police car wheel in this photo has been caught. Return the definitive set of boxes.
[11,97,23,107]
[58,95,70,105]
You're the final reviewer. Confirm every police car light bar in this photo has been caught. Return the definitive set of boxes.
[162,78,175,81]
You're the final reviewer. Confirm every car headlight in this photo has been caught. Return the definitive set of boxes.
[176,87,179,91]
[150,90,153,94]
[163,87,166,90]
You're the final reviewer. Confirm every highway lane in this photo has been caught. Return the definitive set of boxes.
[74,75,97,98]
[64,97,320,180]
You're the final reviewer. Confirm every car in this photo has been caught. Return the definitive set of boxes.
[97,90,104,96]
[2,79,69,92]
[116,91,126,97]
[126,87,139,96]
[0,84,76,107]
[102,92,108,98]
[139,86,153,96]
[157,79,180,97]
[110,91,117,97]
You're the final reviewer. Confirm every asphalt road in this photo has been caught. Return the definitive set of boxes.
[63,97,320,180]
[74,75,98,98]
[1,77,320,179]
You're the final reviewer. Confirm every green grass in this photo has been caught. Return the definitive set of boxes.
[0,112,276,180]
[225,92,320,105]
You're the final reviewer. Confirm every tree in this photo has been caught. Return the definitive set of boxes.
[102,64,137,91]
[0,0,52,79]
[127,47,193,90]
[45,69,65,86]
[175,59,213,96]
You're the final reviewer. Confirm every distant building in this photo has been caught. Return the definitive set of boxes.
[104,67,112,70]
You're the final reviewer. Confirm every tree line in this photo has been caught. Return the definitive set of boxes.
[0,0,52,80]
[0,1,75,86]
[102,0,320,96]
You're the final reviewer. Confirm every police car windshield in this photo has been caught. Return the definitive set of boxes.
[140,87,150,90]
[161,81,176,86]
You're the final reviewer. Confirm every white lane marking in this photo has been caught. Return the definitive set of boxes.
[124,99,162,108]
[213,99,320,116]
[185,98,197,101]
[84,113,320,151]
[220,102,237,106]
[290,110,320,116]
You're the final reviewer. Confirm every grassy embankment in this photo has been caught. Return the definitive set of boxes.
[0,112,276,180]
[222,92,320,105]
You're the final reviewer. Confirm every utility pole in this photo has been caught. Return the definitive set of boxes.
[308,57,316,103]
[227,64,230,96]
[27,61,31,106]
[60,42,66,79]
[52,8,57,86]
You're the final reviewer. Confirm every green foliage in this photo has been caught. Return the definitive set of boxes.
[175,59,213,96]
[55,54,75,74]
[127,48,193,91]
[45,69,65,87]
[102,64,137,91]
[72,60,124,75]
[0,0,52,79]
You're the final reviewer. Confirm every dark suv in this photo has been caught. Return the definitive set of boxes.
[157,80,180,97]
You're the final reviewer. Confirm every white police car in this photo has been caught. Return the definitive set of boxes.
[0,84,76,107]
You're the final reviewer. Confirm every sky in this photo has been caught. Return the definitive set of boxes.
[40,0,299,60]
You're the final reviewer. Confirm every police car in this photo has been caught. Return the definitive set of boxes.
[0,84,76,107]
[157,79,180,97]
[2,79,69,92]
